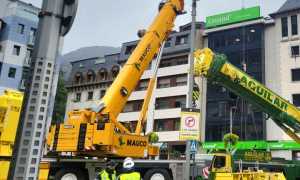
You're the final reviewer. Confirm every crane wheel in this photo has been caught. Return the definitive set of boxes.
[54,168,86,180]
[143,168,172,180]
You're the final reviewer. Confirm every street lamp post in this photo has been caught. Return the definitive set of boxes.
[230,106,237,134]
[185,0,198,180]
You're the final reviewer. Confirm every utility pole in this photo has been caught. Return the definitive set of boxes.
[185,0,198,179]
[10,0,77,179]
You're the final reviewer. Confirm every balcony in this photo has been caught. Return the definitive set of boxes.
[118,111,140,122]
[156,131,181,142]
[154,108,181,119]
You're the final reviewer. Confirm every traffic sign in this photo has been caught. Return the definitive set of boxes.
[190,140,198,153]
[179,108,201,141]
[61,0,78,36]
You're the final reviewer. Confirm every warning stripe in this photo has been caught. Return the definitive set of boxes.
[202,166,210,178]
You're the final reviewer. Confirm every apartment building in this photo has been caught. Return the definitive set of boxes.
[65,22,205,156]
[0,0,39,92]
[265,0,300,159]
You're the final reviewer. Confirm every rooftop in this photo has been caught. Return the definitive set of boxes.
[270,0,300,17]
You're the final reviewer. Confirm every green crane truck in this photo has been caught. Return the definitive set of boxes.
[194,48,300,180]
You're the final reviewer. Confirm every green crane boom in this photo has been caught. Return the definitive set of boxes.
[194,48,300,143]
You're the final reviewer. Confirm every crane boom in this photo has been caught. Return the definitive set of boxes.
[94,0,184,119]
[194,48,300,143]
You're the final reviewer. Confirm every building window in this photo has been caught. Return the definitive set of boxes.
[293,94,300,107]
[175,35,188,45]
[29,28,37,44]
[20,158,26,164]
[23,139,29,145]
[100,89,106,98]
[30,167,35,173]
[31,158,37,164]
[87,91,93,100]
[41,99,46,104]
[111,66,120,78]
[21,148,28,155]
[175,75,187,86]
[87,70,95,82]
[35,131,41,137]
[291,15,298,36]
[164,38,172,47]
[26,122,32,128]
[13,45,21,56]
[291,46,300,57]
[159,56,188,68]
[18,167,25,173]
[74,73,82,83]
[8,67,16,78]
[123,100,143,112]
[17,24,25,34]
[154,118,180,132]
[34,140,39,146]
[32,149,38,155]
[75,93,81,102]
[125,45,137,55]
[30,28,36,37]
[281,17,288,37]
[37,123,42,129]
[155,96,186,109]
[25,131,31,137]
[292,68,300,81]
[136,79,149,91]
[157,78,170,88]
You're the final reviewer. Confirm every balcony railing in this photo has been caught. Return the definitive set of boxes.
[28,35,35,46]
[23,57,31,67]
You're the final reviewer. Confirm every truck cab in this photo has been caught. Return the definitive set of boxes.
[210,153,233,173]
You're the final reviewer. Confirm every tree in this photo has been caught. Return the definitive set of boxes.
[223,133,239,154]
[52,71,67,124]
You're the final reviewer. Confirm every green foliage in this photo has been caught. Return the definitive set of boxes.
[223,133,239,153]
[170,150,181,159]
[147,132,159,144]
[52,71,67,124]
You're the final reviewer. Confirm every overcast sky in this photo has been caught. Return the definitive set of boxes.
[22,0,286,54]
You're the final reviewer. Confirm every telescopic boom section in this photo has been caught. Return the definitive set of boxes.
[98,0,184,119]
[194,48,300,143]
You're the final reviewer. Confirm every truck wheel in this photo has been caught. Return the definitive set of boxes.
[54,168,86,180]
[144,169,172,180]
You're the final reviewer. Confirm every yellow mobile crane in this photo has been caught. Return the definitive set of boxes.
[0,89,23,180]
[46,0,183,158]
[39,1,186,179]
[194,48,300,180]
